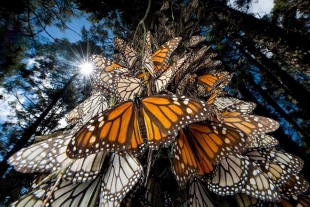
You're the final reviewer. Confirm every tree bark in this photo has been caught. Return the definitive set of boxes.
[203,0,310,76]
[229,35,310,117]
[232,34,310,106]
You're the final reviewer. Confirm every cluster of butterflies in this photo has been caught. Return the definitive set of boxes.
[7,31,309,207]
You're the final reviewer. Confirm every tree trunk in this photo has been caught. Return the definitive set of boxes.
[203,0,310,76]
[228,35,310,118]
[230,34,310,110]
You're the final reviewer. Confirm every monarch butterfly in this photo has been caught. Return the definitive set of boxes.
[141,31,156,78]
[151,37,182,75]
[214,97,256,115]
[66,94,214,159]
[114,37,138,68]
[100,152,144,201]
[92,55,129,73]
[152,56,187,93]
[11,152,143,207]
[280,194,310,207]
[139,35,183,84]
[204,73,233,105]
[240,160,281,202]
[11,174,101,207]
[244,148,304,174]
[221,113,280,143]
[65,92,109,131]
[235,193,266,207]
[280,174,309,197]
[173,122,248,186]
[207,154,249,195]
[207,152,282,202]
[188,177,215,207]
[8,134,107,183]
[140,44,186,94]
[175,70,231,100]
[195,72,231,97]
[247,157,293,188]
[243,149,307,199]
[248,134,279,149]
[94,71,144,102]
[185,35,206,48]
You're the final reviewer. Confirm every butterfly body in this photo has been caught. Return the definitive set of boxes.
[66,94,214,159]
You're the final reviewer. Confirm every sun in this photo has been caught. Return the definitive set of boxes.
[79,61,94,75]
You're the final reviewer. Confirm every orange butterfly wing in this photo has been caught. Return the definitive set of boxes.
[173,122,248,186]
[142,95,214,149]
[173,129,204,186]
[188,123,248,164]
[66,101,144,159]
[152,37,182,75]
[222,114,280,142]
[197,72,229,94]
[92,55,128,73]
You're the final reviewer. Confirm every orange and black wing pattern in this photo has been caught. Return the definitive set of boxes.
[66,101,144,159]
[152,37,182,75]
[197,72,230,95]
[173,129,205,186]
[188,122,248,164]
[222,114,280,142]
[92,55,128,73]
[173,122,248,186]
[142,94,214,149]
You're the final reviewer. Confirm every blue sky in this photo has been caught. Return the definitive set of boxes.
[42,17,92,42]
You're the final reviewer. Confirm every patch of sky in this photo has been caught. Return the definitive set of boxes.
[41,16,92,43]
[228,0,274,18]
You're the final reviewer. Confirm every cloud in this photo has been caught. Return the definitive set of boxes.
[250,0,274,16]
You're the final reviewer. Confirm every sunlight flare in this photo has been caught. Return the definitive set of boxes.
[79,62,94,75]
